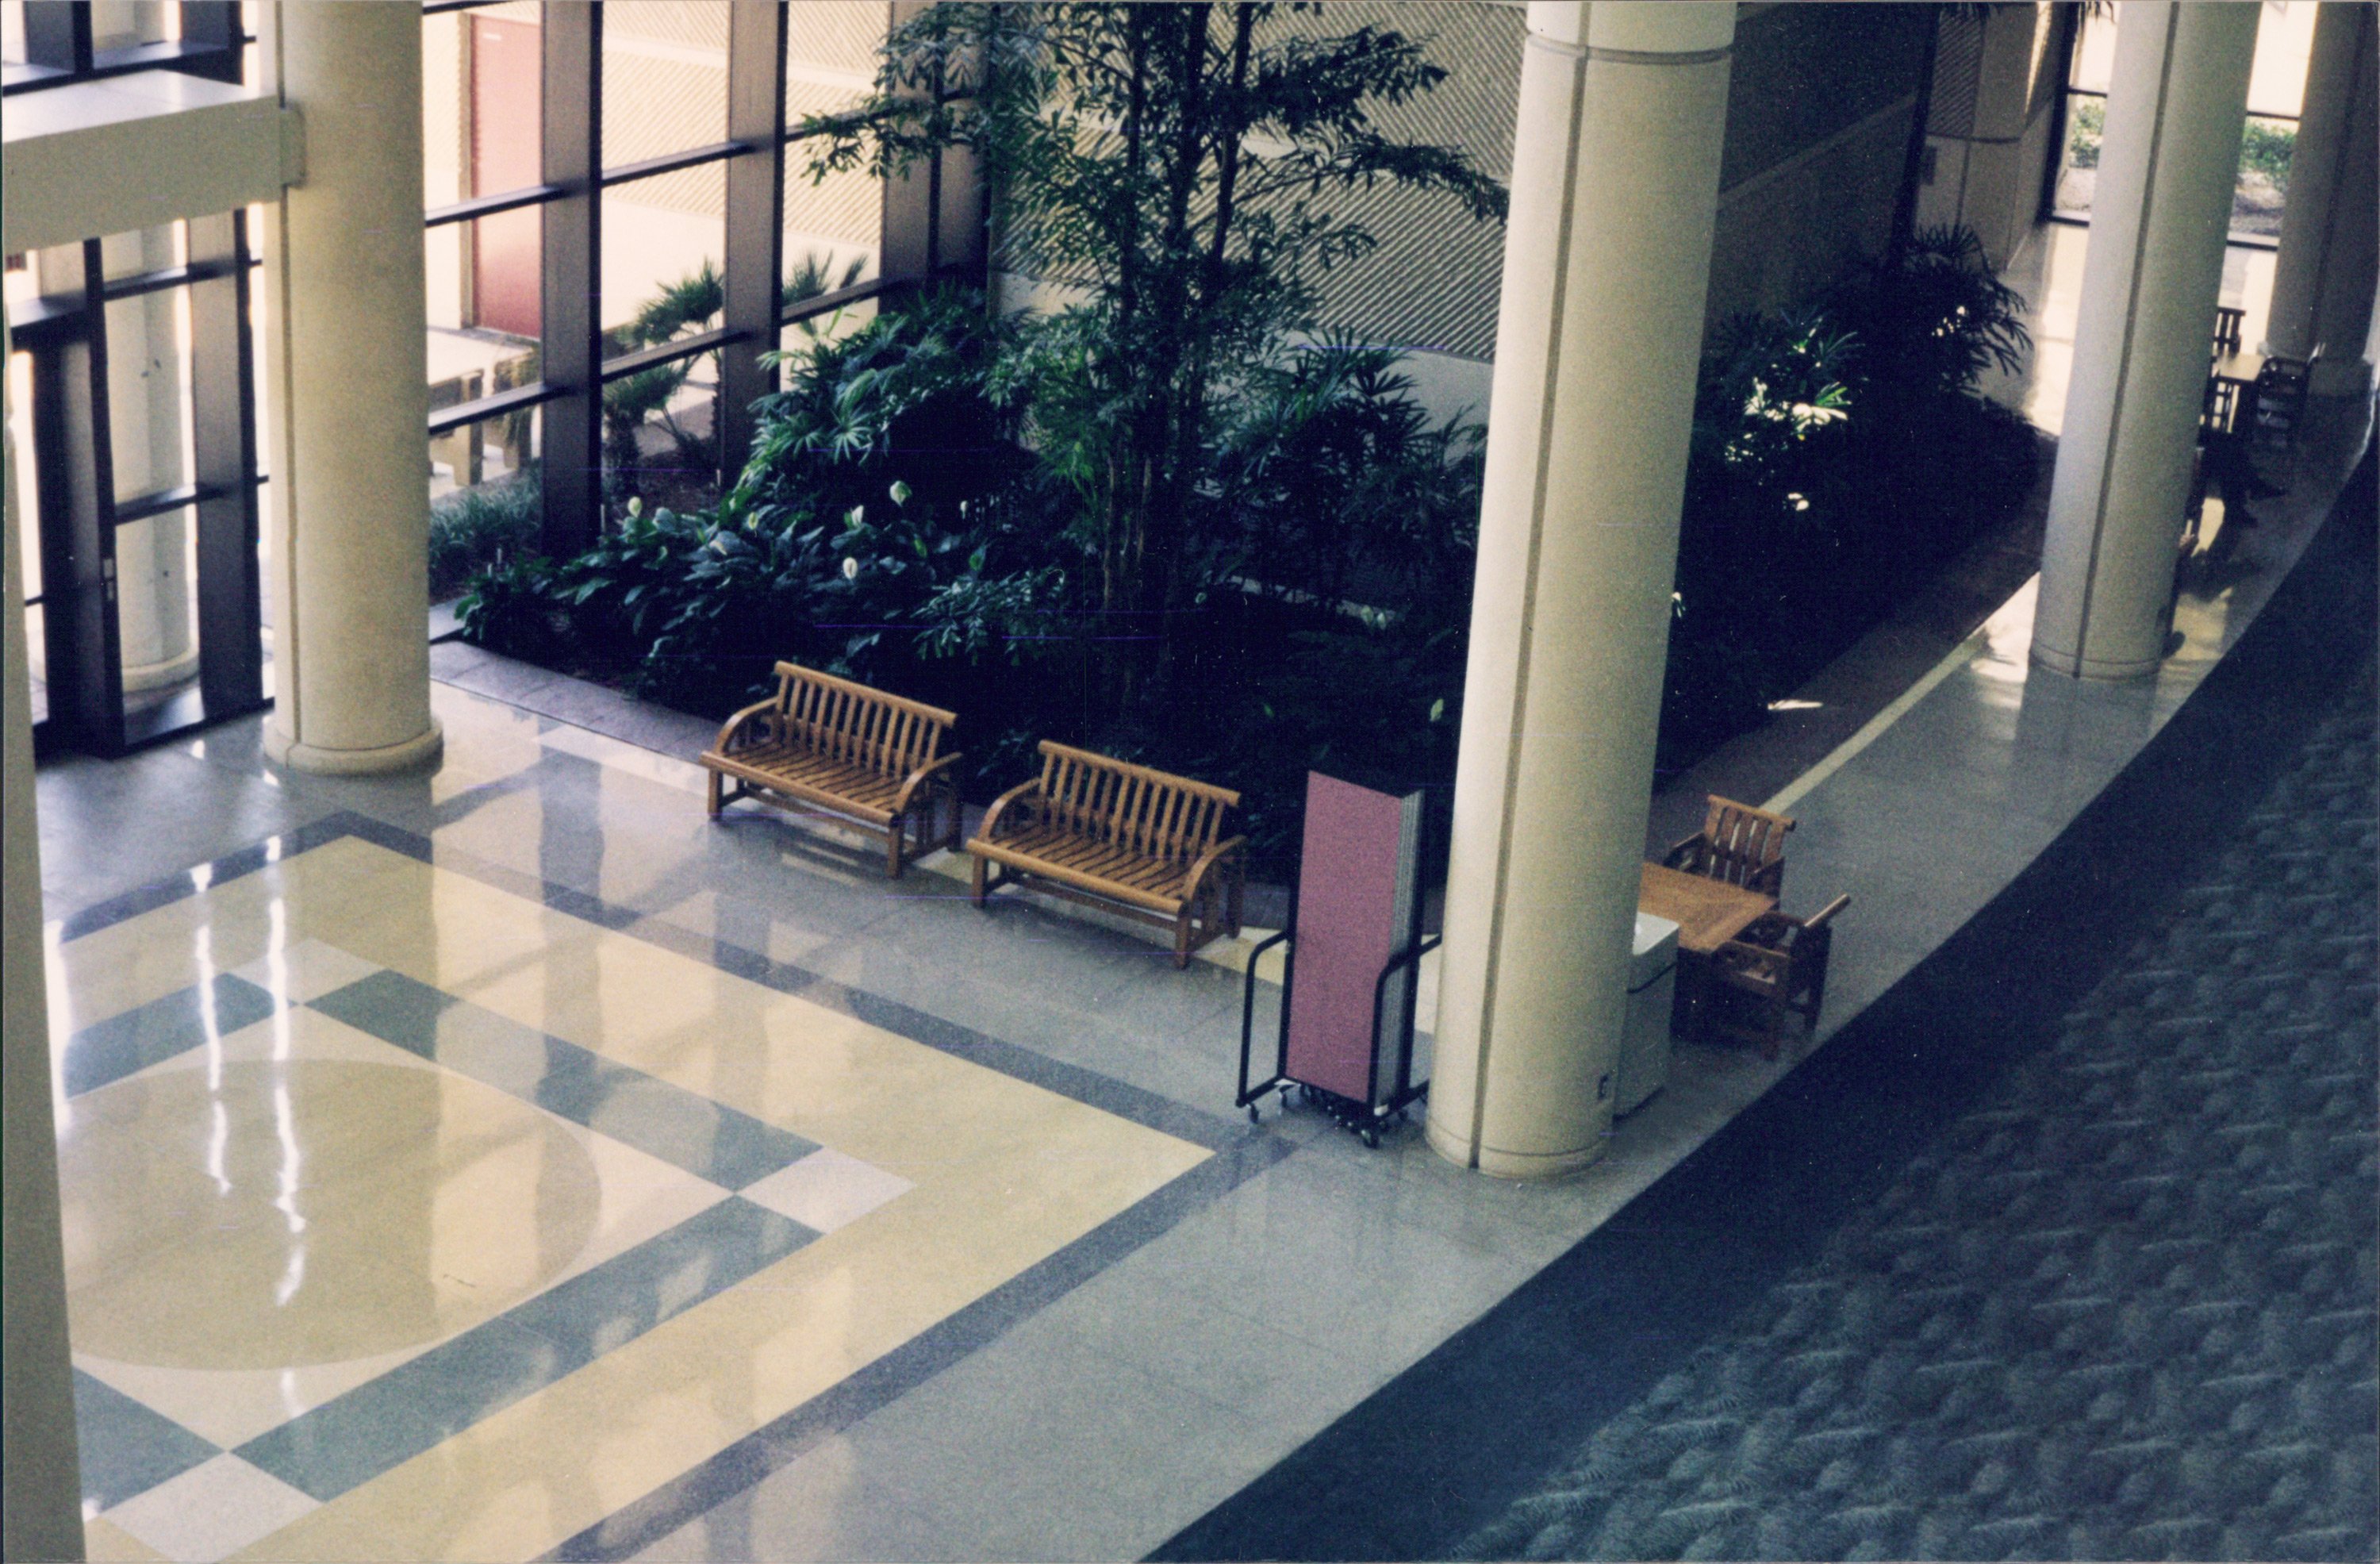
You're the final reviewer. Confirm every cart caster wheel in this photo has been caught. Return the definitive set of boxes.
[1247,1104,1260,1125]
[1361,1128,1380,1149]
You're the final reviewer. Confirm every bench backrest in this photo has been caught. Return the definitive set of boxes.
[1035,741,1239,864]
[1699,794,1795,888]
[772,662,956,780]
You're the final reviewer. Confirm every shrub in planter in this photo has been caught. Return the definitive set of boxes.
[428,465,541,603]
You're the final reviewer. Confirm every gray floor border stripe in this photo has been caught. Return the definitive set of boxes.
[543,1133,1296,1563]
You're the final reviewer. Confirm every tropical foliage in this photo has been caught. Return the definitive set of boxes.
[796,2,1503,705]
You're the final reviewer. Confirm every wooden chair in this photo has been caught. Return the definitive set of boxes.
[967,742,1245,966]
[701,663,962,878]
[1664,795,1795,899]
[1702,894,1851,1058]
[2211,305,2245,357]
[2250,350,2313,450]
[2202,373,2244,438]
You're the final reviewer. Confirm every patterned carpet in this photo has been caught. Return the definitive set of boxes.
[1464,667,2378,1564]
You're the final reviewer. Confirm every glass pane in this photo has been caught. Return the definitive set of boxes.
[90,1,171,53]
[781,144,881,307]
[25,602,44,727]
[2052,94,2100,221]
[602,169,723,339]
[103,282,194,506]
[101,221,186,283]
[779,294,877,362]
[2234,113,2295,241]
[117,503,202,742]
[2069,10,2116,95]
[430,409,542,601]
[602,392,719,525]
[428,216,543,356]
[604,1,728,164]
[9,348,36,606]
[466,10,543,200]
[423,8,470,209]
[785,1,881,123]
[2248,0,2320,119]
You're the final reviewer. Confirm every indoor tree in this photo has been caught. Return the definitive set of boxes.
[797,2,1503,707]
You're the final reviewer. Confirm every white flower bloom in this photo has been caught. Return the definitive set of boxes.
[842,557,860,580]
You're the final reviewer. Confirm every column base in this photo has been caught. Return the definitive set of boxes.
[266,719,443,775]
[2029,639,2165,682]
[1425,1115,1606,1180]
[121,649,201,694]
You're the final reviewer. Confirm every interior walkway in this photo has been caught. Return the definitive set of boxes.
[29,232,2376,1562]
[1464,651,2375,1562]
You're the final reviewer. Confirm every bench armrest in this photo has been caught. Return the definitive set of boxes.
[1182,835,1247,904]
[891,751,964,817]
[711,697,781,755]
[975,777,1044,842]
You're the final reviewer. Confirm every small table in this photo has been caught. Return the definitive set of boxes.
[1640,863,1778,1042]
[1637,863,1775,956]
[2210,347,2267,393]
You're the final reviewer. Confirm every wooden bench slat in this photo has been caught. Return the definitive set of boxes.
[965,740,1242,966]
[701,662,961,878]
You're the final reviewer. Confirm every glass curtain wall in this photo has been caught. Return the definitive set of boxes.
[2052,2,2320,246]
[6,4,262,756]
[421,0,962,570]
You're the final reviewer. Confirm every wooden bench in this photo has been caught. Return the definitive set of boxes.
[701,662,962,878]
[967,741,1246,966]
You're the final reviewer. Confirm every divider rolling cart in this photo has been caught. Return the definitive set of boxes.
[1237,772,1434,1147]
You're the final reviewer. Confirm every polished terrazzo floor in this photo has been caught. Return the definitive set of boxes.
[33,390,2372,1558]
[56,817,1211,1561]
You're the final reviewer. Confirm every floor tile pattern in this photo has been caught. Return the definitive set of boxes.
[52,824,1214,1561]
[1461,673,2378,1562]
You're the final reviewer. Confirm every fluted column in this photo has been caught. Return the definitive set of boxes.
[259,1,442,774]
[2261,2,2377,382]
[2033,2,2258,682]
[1430,2,1733,1179]
[3,306,87,1561]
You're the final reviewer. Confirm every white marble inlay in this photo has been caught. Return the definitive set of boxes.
[228,937,382,1006]
[104,1453,321,1562]
[740,1148,915,1233]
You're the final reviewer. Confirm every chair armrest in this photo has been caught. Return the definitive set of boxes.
[1747,858,1785,897]
[1183,836,1248,903]
[710,697,781,755]
[1663,832,1706,870]
[891,751,963,817]
[1711,939,1787,984]
[974,778,1044,843]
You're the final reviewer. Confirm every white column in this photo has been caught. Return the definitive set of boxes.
[2,309,87,1561]
[2306,28,2379,397]
[2260,4,2374,365]
[1429,2,1733,1179]
[259,1,442,774]
[2033,3,2258,682]
[106,225,199,694]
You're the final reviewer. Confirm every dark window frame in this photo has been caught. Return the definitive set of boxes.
[2,2,247,96]
[424,1,984,557]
